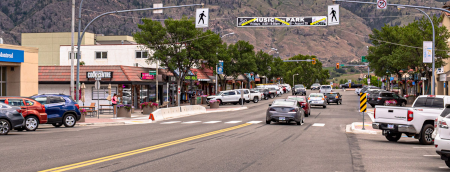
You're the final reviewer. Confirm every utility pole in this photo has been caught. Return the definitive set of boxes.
[70,0,75,98]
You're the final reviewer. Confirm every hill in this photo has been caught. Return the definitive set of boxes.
[0,0,446,67]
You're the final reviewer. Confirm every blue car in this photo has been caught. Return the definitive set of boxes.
[30,94,81,128]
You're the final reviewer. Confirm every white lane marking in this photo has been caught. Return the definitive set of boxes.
[182,121,202,124]
[203,121,222,124]
[225,121,242,124]
[247,121,262,124]
[413,147,435,149]
[111,117,124,119]
[423,155,440,157]
[439,166,449,169]
[160,121,181,124]
[312,123,325,127]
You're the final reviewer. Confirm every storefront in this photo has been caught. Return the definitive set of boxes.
[0,44,39,96]
[39,65,171,109]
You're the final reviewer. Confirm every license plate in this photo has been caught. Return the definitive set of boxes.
[387,124,394,129]
[313,101,318,104]
[279,117,285,121]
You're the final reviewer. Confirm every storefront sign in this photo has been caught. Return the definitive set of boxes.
[0,48,24,63]
[141,73,155,80]
[185,75,197,80]
[86,71,113,79]
[149,70,156,75]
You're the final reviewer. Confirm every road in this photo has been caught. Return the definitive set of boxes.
[1,90,447,171]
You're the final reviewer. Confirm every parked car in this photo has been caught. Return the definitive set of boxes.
[293,84,306,95]
[235,89,252,103]
[0,102,24,135]
[311,83,321,90]
[0,97,47,131]
[308,93,327,108]
[287,96,311,117]
[267,87,278,98]
[341,82,363,88]
[266,99,305,125]
[30,94,81,128]
[255,88,270,100]
[368,91,407,108]
[324,92,342,105]
[281,84,291,92]
[249,90,262,103]
[281,86,287,93]
[319,85,332,94]
[359,86,379,94]
[434,106,450,167]
[373,95,449,145]
[206,90,244,105]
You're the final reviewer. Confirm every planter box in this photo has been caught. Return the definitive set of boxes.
[190,98,197,105]
[117,108,131,117]
[210,102,220,109]
[79,113,86,122]
[131,108,135,113]
[142,106,157,115]
[201,97,207,104]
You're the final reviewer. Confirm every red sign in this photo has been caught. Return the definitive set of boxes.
[178,87,181,94]
[141,73,155,80]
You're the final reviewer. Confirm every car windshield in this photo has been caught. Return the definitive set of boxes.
[312,84,319,86]
[272,101,296,106]
[295,85,304,88]
[321,86,331,89]
[326,93,338,97]
[309,94,323,97]
[288,97,305,101]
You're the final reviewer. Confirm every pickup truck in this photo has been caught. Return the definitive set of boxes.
[341,82,363,88]
[372,95,450,145]
[249,90,262,103]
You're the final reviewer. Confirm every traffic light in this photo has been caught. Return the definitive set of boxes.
[336,63,340,69]
[312,58,316,65]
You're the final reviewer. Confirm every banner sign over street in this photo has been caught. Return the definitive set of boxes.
[423,41,432,63]
[237,17,327,27]
[217,61,224,75]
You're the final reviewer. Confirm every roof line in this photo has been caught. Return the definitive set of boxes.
[120,66,131,81]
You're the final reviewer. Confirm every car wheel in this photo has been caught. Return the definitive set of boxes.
[385,132,402,142]
[233,103,237,105]
[63,114,76,127]
[24,116,39,131]
[52,123,63,128]
[296,121,301,125]
[419,124,434,145]
[265,96,268,100]
[323,106,326,108]
[253,97,258,103]
[266,120,271,124]
[270,94,274,99]
[0,119,10,135]
[327,102,329,105]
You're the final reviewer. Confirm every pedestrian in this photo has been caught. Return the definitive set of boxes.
[112,93,118,117]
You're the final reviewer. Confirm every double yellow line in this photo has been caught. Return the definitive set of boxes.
[40,123,252,172]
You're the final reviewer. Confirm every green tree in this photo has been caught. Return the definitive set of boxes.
[254,50,274,81]
[282,54,330,88]
[268,57,285,83]
[133,17,222,102]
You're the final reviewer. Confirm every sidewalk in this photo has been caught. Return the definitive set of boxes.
[77,104,248,126]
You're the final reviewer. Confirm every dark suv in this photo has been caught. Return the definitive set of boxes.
[30,94,81,128]
[368,91,407,107]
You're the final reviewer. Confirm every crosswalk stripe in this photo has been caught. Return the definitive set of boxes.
[312,123,325,127]
[182,121,202,124]
[203,121,222,124]
[225,121,242,124]
[160,121,181,124]
[247,121,262,124]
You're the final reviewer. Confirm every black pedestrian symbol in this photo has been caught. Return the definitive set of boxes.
[330,8,337,22]
[198,11,206,24]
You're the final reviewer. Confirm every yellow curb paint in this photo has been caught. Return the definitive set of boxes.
[39,123,252,172]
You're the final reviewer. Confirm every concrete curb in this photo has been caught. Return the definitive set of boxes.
[346,122,380,134]
[205,107,248,113]
[76,122,126,126]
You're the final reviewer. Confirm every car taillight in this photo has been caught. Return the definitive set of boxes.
[324,96,327,98]
[435,118,438,128]
[407,110,413,121]
[42,105,45,111]
[269,108,276,111]
[374,108,376,119]
[436,145,438,148]
[322,98,324,100]
[290,108,298,112]
[308,97,310,100]
[75,104,79,109]
[440,120,449,129]
[377,97,381,101]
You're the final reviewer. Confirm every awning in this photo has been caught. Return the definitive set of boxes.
[207,76,216,83]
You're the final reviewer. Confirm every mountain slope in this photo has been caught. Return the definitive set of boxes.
[0,0,445,66]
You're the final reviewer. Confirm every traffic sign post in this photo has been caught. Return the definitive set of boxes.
[360,93,367,130]
[377,0,387,9]
[195,8,209,28]
[328,4,340,25]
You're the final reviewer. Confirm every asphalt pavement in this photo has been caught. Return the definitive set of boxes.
[1,89,448,172]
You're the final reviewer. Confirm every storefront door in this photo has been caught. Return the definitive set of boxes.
[0,67,6,96]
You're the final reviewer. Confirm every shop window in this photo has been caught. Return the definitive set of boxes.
[92,86,117,100]
[136,51,148,58]
[95,52,108,59]
[68,52,80,59]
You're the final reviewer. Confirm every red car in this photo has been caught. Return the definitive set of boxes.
[287,96,311,117]
[282,86,287,93]
[0,97,47,131]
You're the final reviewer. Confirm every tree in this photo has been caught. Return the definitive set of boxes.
[133,16,222,103]
[268,57,285,83]
[254,50,274,81]
[281,54,330,88]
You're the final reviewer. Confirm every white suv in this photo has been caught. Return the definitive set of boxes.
[206,90,245,105]
[319,85,332,93]
[435,109,450,168]
[235,89,251,103]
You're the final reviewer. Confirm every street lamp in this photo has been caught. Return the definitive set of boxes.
[293,74,299,95]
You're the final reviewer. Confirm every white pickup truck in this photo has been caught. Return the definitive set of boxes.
[372,95,450,145]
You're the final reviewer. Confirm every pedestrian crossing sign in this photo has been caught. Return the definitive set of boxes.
[328,4,339,25]
[195,8,209,28]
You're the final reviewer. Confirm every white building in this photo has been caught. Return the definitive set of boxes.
[60,44,156,67]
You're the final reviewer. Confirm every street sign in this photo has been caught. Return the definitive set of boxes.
[421,77,426,80]
[412,81,416,86]
[95,80,100,89]
[367,79,371,84]
[423,41,432,63]
[340,64,344,67]
[330,82,333,86]
[360,93,367,112]
[327,5,339,25]
[149,70,156,75]
[177,86,181,94]
[361,56,368,63]
[377,0,387,9]
[348,80,352,83]
[390,77,394,81]
[153,3,163,13]
[237,17,327,27]
[217,61,224,74]
[195,8,209,28]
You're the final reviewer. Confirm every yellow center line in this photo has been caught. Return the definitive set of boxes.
[274,18,290,25]
[39,123,252,172]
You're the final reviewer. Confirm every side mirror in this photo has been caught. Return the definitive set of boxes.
[269,104,272,106]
